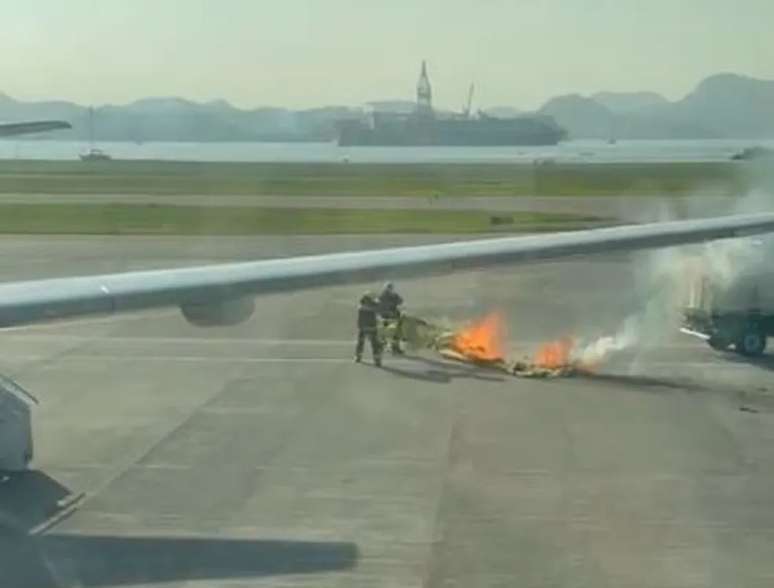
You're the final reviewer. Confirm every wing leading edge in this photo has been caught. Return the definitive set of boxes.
[0,212,773,328]
[0,120,71,137]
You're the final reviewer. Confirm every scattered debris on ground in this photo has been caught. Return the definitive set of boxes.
[383,312,582,378]
[739,405,760,414]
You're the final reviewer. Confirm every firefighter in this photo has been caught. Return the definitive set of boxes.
[355,292,382,366]
[378,282,404,355]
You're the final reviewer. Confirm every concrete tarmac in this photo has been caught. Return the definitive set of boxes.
[1,234,774,587]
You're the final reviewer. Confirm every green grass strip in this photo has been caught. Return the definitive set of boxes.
[0,203,606,235]
[0,160,750,197]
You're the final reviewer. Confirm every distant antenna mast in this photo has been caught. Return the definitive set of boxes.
[608,112,617,144]
[463,84,475,118]
[417,60,433,116]
[88,106,95,148]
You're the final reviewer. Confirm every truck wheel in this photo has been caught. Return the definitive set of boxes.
[736,329,767,357]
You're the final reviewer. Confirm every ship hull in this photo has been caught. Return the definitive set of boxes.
[338,116,566,147]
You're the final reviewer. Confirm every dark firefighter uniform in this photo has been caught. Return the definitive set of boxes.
[378,282,404,354]
[355,294,382,366]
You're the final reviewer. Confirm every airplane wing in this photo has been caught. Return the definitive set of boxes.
[0,120,71,137]
[0,212,772,329]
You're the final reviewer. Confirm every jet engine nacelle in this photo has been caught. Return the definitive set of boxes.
[180,297,255,327]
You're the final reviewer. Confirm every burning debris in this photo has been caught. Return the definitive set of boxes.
[447,312,506,363]
[511,360,577,378]
[390,311,594,378]
[439,314,593,377]
[533,337,575,370]
[524,330,638,377]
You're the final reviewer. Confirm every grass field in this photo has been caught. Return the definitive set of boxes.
[0,160,752,197]
[0,203,605,235]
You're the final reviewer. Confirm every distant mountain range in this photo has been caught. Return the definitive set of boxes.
[3,72,774,142]
[0,94,359,142]
[539,74,774,140]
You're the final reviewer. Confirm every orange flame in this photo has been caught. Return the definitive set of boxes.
[451,312,506,362]
[533,336,575,369]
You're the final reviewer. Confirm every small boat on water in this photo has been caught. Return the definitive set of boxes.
[79,107,112,161]
[79,147,112,161]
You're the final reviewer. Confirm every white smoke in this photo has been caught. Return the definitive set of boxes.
[572,316,639,366]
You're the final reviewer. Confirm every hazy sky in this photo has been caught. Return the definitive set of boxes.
[3,0,774,110]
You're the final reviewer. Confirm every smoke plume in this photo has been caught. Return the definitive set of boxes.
[564,176,774,371]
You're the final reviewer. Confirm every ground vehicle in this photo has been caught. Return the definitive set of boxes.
[0,377,34,473]
[682,267,774,356]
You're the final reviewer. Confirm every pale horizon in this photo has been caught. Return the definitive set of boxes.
[3,0,774,111]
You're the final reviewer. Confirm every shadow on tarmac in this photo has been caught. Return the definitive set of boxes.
[0,470,71,531]
[1,472,358,588]
[380,354,506,384]
[584,369,774,413]
[38,535,358,587]
[581,372,711,394]
[723,351,774,374]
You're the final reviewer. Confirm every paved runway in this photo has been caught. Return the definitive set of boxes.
[2,235,774,587]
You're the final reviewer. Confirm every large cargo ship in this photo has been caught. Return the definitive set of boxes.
[338,62,566,147]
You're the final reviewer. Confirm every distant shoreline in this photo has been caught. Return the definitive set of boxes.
[0,138,771,166]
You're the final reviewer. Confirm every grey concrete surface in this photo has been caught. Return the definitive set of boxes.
[1,234,773,587]
[0,192,745,222]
